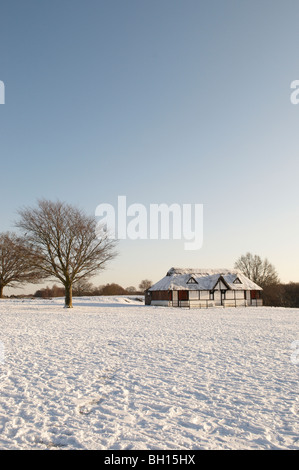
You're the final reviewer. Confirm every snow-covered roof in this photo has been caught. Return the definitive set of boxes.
[148,267,263,291]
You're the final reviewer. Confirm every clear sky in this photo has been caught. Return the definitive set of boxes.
[0,0,299,293]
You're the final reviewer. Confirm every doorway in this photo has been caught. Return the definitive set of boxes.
[172,291,178,307]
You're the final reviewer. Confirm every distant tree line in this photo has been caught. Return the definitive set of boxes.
[30,280,299,307]
[33,280,152,298]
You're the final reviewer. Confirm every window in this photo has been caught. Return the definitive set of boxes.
[210,290,214,300]
[178,290,188,301]
[251,290,261,299]
[233,277,242,284]
[187,277,198,284]
[189,291,199,300]
[151,291,172,301]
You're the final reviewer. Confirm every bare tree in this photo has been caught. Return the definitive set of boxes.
[139,279,152,292]
[16,199,117,308]
[126,286,137,294]
[0,232,43,298]
[234,252,279,288]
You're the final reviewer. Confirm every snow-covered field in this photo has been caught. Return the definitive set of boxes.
[0,296,298,450]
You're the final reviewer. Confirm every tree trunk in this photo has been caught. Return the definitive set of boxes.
[0,285,3,299]
[64,283,73,308]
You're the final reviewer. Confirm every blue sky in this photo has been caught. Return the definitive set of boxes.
[0,0,299,291]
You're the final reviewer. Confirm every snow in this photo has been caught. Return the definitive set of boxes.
[149,267,263,291]
[0,296,298,450]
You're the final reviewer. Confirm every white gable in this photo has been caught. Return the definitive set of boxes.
[213,280,228,290]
